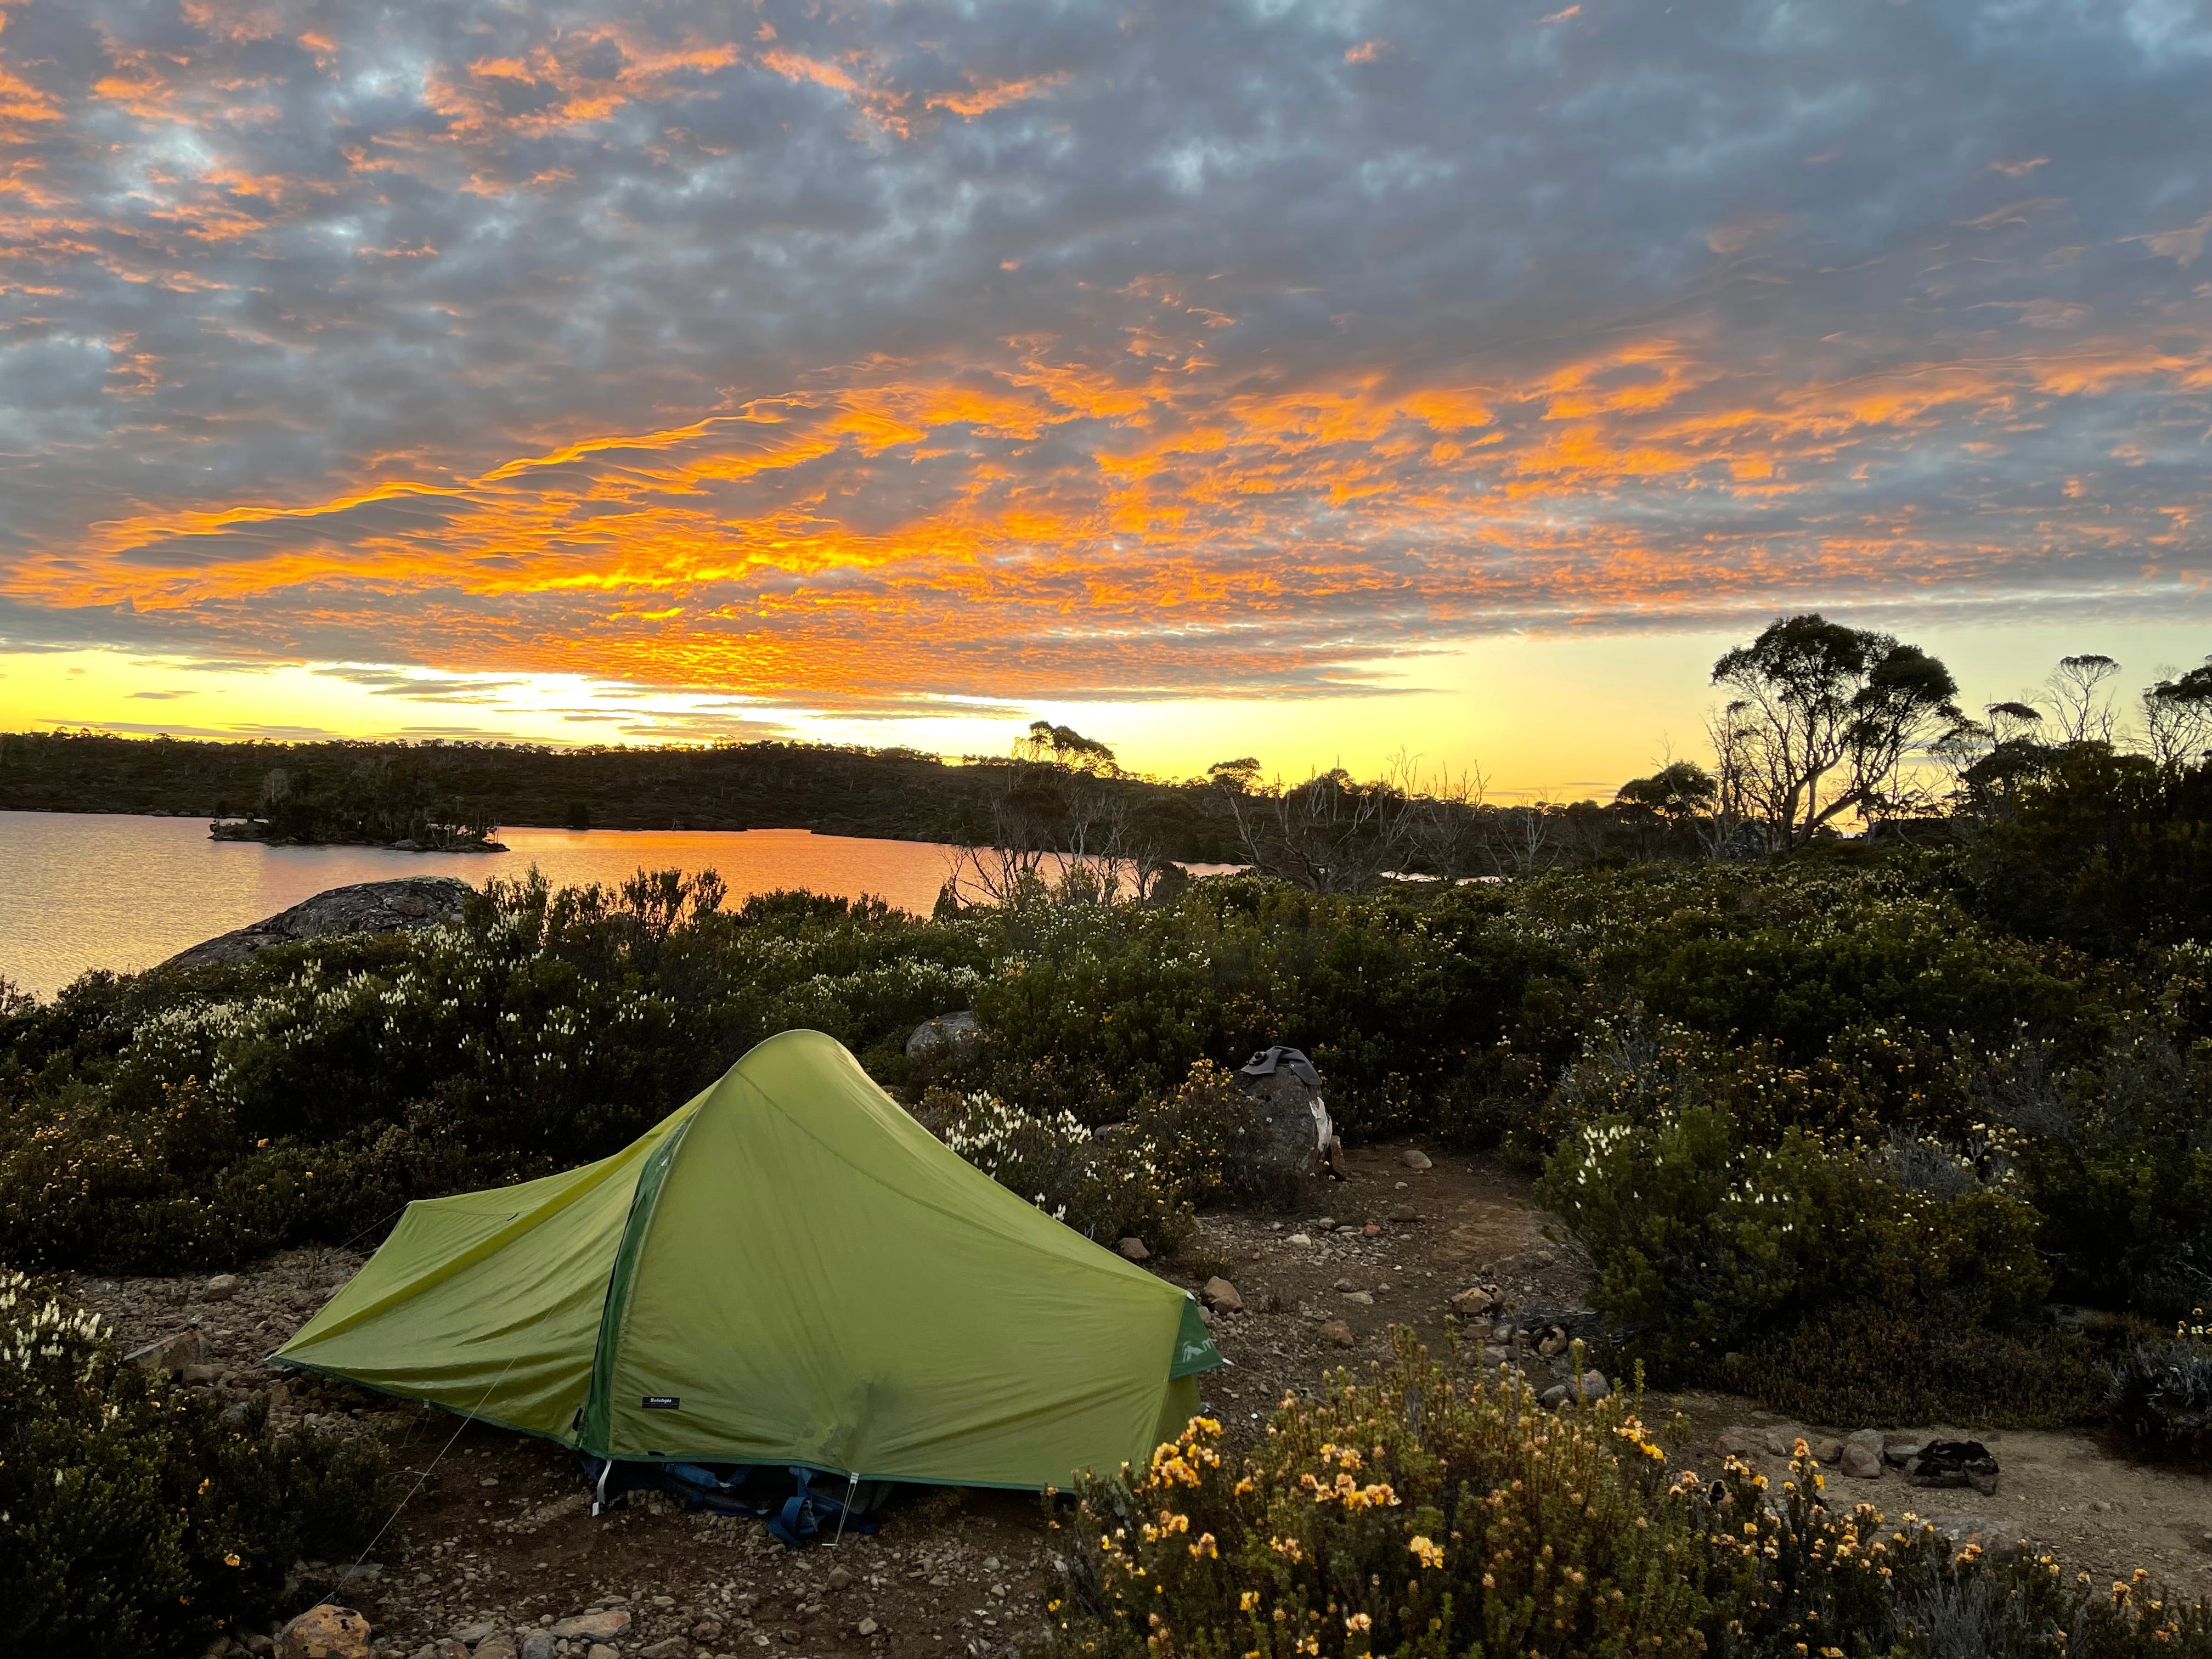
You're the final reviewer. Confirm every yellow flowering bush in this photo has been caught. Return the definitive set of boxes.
[1046,1330,2212,1659]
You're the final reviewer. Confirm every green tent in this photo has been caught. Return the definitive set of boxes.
[276,1029,1221,1491]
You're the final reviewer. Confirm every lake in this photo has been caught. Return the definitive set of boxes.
[0,811,968,1000]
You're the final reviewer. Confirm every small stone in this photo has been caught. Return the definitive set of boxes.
[1884,1438,1925,1467]
[826,1567,853,1592]
[1285,1233,1313,1247]
[1809,1439,1843,1465]
[1316,1216,1337,1231]
[1334,1277,1357,1291]
[1388,1205,1418,1223]
[1362,1222,1381,1236]
[1577,1368,1609,1402]
[1341,1290,1373,1305]
[521,1635,557,1659]
[1540,1383,1570,1410]
[638,1640,693,1659]
[1537,1332,1567,1357]
[1318,1320,1356,1347]
[857,1620,879,1637]
[589,1647,620,1659]
[1841,1430,1885,1480]
[1201,1277,1243,1313]
[278,1606,373,1659]
[550,1613,632,1643]
[475,1637,518,1659]
[1401,1150,1432,1171]
[205,1274,241,1302]
[1713,1429,1760,1459]
[983,1557,1000,1570]
[690,1621,724,1643]
[1448,1287,1495,1317]
[1115,1238,1149,1262]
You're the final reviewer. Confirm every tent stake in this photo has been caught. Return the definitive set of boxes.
[831,1471,859,1547]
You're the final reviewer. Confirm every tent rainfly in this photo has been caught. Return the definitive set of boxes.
[275,1029,1222,1491]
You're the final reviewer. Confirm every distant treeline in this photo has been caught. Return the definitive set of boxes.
[0,730,1250,862]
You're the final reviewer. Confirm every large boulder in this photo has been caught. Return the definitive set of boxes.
[905,1011,981,1059]
[162,877,471,970]
[1235,1047,1343,1178]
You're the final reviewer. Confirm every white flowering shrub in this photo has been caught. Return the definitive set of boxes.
[917,1087,1195,1252]
[0,1269,390,1656]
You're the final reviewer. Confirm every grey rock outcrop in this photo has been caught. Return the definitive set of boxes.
[905,1011,981,1059]
[162,877,472,971]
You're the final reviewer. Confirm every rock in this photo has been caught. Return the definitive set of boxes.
[1909,1440,2000,1496]
[278,1606,373,1659]
[163,878,472,971]
[1537,1330,1567,1357]
[1285,1233,1313,1246]
[1318,1320,1356,1347]
[1713,1429,1760,1459]
[588,1647,620,1659]
[550,1612,632,1643]
[521,1635,557,1659]
[204,1273,241,1302]
[473,1637,519,1659]
[244,1638,276,1658]
[1808,1439,1843,1465]
[690,1620,724,1643]
[639,1640,694,1659]
[1541,1383,1570,1409]
[1841,1430,1886,1480]
[826,1567,853,1592]
[1342,1290,1374,1305]
[1362,1222,1382,1236]
[1201,1277,1243,1313]
[905,1011,982,1059]
[857,1617,880,1637]
[1316,1216,1337,1232]
[125,1329,210,1374]
[1884,1438,1925,1467]
[1448,1286,1496,1317]
[1388,1205,1418,1223]
[1577,1369,1610,1402]
[1235,1047,1336,1178]
[450,1625,502,1647]
[1401,1150,1433,1171]
[1115,1237,1149,1261]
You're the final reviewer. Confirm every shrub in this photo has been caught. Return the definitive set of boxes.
[915,1087,1196,1254]
[1047,1331,2212,1659]
[0,1271,391,1658]
[2107,1308,2212,1463]
[1719,1307,2109,1430]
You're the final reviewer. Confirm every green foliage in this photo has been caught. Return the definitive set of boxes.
[1719,1307,2109,1430]
[1048,1333,2212,1659]
[0,1271,390,1658]
[2106,1309,2212,1464]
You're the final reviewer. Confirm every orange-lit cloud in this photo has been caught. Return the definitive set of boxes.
[2,0,2209,719]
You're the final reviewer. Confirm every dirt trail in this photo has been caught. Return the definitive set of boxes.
[68,1142,2212,1659]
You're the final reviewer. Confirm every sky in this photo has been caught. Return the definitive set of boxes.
[3,0,2210,793]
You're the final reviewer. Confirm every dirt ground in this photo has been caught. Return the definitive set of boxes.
[70,1142,2212,1659]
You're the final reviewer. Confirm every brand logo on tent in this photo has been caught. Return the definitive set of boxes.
[1179,1342,1211,1363]
[642,1396,681,1410]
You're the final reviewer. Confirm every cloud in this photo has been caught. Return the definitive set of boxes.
[1,0,2209,712]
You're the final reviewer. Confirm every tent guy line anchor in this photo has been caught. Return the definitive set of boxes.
[312,1349,524,1613]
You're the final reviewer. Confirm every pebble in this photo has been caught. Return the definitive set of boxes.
[1201,1277,1243,1313]
[857,1618,879,1637]
[1285,1233,1313,1246]
[1318,1320,1356,1347]
[1841,1430,1885,1480]
[1401,1150,1432,1171]
[205,1274,241,1302]
[550,1612,631,1642]
[1115,1238,1149,1262]
[277,1606,372,1659]
[1341,1290,1374,1305]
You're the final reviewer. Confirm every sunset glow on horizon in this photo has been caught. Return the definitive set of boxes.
[4,0,2210,787]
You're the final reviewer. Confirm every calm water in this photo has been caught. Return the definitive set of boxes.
[0,812,967,1000]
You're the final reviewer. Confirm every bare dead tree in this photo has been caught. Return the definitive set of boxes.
[1218,763,1421,895]
[2046,654,2121,744]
